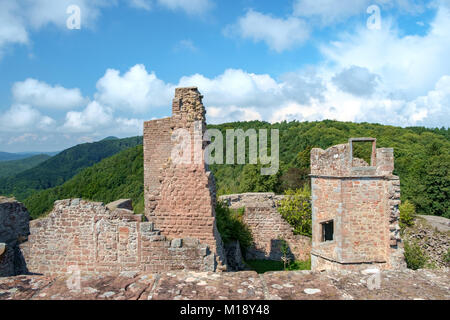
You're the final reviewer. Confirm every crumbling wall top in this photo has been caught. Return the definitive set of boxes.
[172,87,206,121]
[310,138,395,177]
[0,198,30,245]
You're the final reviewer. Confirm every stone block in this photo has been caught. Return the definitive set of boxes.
[171,238,183,248]
[106,199,133,211]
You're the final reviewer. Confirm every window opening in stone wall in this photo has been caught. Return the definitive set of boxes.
[321,220,334,242]
[350,138,376,167]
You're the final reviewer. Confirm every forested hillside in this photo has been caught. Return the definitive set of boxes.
[22,120,449,219]
[0,136,142,200]
[209,120,449,218]
[0,155,51,178]
[24,146,144,219]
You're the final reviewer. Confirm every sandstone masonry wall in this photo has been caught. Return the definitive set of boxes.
[310,138,405,271]
[144,87,227,270]
[20,199,215,276]
[219,193,311,261]
[0,198,29,277]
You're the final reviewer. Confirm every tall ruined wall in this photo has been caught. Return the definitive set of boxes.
[0,198,29,277]
[144,87,226,270]
[20,199,216,276]
[310,139,405,271]
[219,193,311,261]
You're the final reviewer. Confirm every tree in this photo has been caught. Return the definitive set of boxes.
[277,187,312,237]
[239,162,281,193]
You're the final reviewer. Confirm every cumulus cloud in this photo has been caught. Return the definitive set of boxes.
[0,0,210,57]
[12,78,87,110]
[0,104,55,132]
[321,5,450,99]
[332,66,380,97]
[95,64,173,113]
[0,0,113,57]
[0,1,28,56]
[61,101,113,133]
[225,10,310,52]
[178,69,282,108]
[23,0,110,30]
[208,106,262,124]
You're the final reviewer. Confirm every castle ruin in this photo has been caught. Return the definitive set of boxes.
[310,138,405,271]
[144,87,227,270]
[1,89,407,279]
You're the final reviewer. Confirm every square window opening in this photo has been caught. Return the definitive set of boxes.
[321,220,334,242]
[349,138,376,167]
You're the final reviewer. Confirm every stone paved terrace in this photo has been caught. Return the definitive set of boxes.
[0,269,448,300]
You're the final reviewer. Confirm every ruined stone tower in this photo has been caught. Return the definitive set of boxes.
[143,87,227,270]
[310,138,405,271]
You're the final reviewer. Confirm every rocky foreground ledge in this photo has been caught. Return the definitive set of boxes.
[0,269,449,300]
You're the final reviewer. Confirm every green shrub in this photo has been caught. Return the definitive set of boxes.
[403,240,427,270]
[399,200,416,228]
[286,259,311,271]
[215,201,253,254]
[277,187,312,237]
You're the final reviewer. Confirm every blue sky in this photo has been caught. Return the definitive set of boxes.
[0,0,449,152]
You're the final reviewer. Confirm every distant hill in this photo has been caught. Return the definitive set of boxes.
[24,145,144,219]
[0,152,36,162]
[0,136,143,200]
[101,136,119,141]
[0,154,51,178]
[22,120,449,220]
[0,151,58,161]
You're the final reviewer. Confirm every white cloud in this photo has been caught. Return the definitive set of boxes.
[0,104,55,132]
[332,66,380,97]
[404,75,450,127]
[225,10,310,52]
[0,1,28,55]
[23,0,111,30]
[320,5,450,99]
[61,101,113,133]
[95,64,173,113]
[12,78,87,110]
[179,68,282,108]
[208,106,262,124]
[157,0,214,15]
[0,0,209,58]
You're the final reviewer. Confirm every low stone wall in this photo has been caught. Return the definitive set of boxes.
[0,197,29,277]
[219,193,311,261]
[220,193,285,210]
[19,199,216,276]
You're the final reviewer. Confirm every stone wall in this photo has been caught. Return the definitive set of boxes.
[19,199,216,277]
[219,193,311,261]
[0,197,29,277]
[144,87,227,270]
[310,138,405,271]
